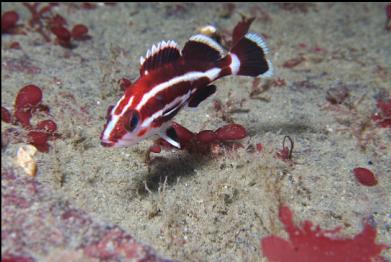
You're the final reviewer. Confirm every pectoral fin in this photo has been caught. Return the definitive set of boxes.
[160,125,181,148]
[188,85,217,108]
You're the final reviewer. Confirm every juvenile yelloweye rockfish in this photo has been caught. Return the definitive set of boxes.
[101,32,273,148]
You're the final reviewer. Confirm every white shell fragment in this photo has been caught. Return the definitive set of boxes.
[15,145,38,177]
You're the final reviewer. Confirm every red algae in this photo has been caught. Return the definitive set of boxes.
[196,130,218,144]
[2,106,12,123]
[51,26,72,47]
[27,131,50,152]
[261,206,387,262]
[282,56,305,68]
[20,3,92,47]
[276,147,290,160]
[14,85,43,128]
[256,143,264,153]
[172,122,195,143]
[15,85,42,109]
[71,24,89,40]
[372,98,391,128]
[353,167,378,187]
[215,124,247,141]
[36,120,57,133]
[48,14,67,28]
[1,10,19,33]
[2,85,59,152]
[147,122,247,161]
[14,110,33,128]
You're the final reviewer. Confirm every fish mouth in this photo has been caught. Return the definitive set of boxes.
[101,132,140,148]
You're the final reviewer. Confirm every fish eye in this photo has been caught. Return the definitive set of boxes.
[123,109,140,132]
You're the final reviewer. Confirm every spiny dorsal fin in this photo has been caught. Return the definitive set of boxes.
[182,34,225,62]
[140,40,181,75]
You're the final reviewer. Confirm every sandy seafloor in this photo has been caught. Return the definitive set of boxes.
[1,2,391,261]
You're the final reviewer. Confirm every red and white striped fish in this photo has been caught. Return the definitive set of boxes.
[101,32,273,148]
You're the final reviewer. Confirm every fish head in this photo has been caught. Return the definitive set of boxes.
[100,93,155,148]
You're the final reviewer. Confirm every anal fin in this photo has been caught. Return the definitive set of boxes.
[188,85,217,108]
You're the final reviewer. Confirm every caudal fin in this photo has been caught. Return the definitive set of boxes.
[227,32,273,78]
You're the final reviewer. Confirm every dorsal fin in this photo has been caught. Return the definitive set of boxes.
[139,40,181,75]
[182,34,225,62]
